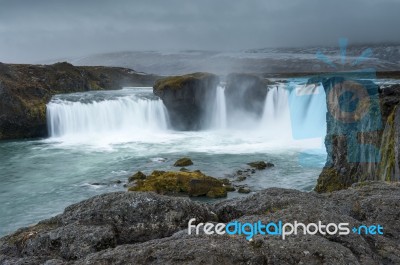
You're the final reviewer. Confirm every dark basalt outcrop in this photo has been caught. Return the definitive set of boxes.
[315,76,400,192]
[0,62,159,140]
[1,182,399,264]
[153,72,219,130]
[0,192,216,263]
[225,73,272,118]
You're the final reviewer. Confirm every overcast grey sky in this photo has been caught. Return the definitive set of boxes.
[0,0,399,63]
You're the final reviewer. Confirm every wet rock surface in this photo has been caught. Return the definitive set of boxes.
[1,182,399,265]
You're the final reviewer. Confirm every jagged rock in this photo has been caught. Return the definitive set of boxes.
[128,170,227,198]
[3,182,397,264]
[153,72,219,130]
[0,62,159,140]
[173,157,193,167]
[247,161,274,170]
[0,192,215,264]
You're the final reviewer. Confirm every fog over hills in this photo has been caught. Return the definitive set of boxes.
[64,43,400,75]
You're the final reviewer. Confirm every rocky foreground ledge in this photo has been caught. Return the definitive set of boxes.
[0,181,399,265]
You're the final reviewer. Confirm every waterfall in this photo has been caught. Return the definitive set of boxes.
[260,85,292,137]
[261,86,290,123]
[210,85,227,129]
[287,82,327,140]
[46,84,326,146]
[46,89,169,139]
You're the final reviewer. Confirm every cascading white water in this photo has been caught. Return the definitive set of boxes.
[46,89,169,140]
[204,81,326,142]
[210,85,227,129]
[286,82,327,140]
[45,84,326,147]
[260,85,292,137]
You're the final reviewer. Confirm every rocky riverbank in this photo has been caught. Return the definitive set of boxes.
[0,62,159,140]
[0,181,399,264]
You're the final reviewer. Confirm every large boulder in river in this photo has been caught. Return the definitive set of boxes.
[153,72,219,130]
[0,62,159,140]
[225,73,272,118]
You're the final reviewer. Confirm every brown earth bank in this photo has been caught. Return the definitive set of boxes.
[0,181,399,265]
[0,62,159,140]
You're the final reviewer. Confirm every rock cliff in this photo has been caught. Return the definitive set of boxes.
[316,76,400,192]
[153,72,219,130]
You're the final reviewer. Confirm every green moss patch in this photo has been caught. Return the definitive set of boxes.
[128,170,227,198]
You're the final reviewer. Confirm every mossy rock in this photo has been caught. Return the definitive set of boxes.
[315,167,349,193]
[207,187,228,198]
[247,161,274,170]
[153,72,219,130]
[128,171,147,182]
[153,72,218,92]
[129,171,227,198]
[174,157,193,167]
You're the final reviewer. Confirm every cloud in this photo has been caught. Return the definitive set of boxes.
[0,0,399,63]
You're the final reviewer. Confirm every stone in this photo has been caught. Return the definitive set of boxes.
[128,171,147,182]
[247,161,274,170]
[238,187,251,193]
[173,157,193,167]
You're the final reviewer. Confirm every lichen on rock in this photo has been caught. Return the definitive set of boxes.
[129,170,227,198]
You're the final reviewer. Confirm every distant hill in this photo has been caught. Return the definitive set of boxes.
[60,43,400,76]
